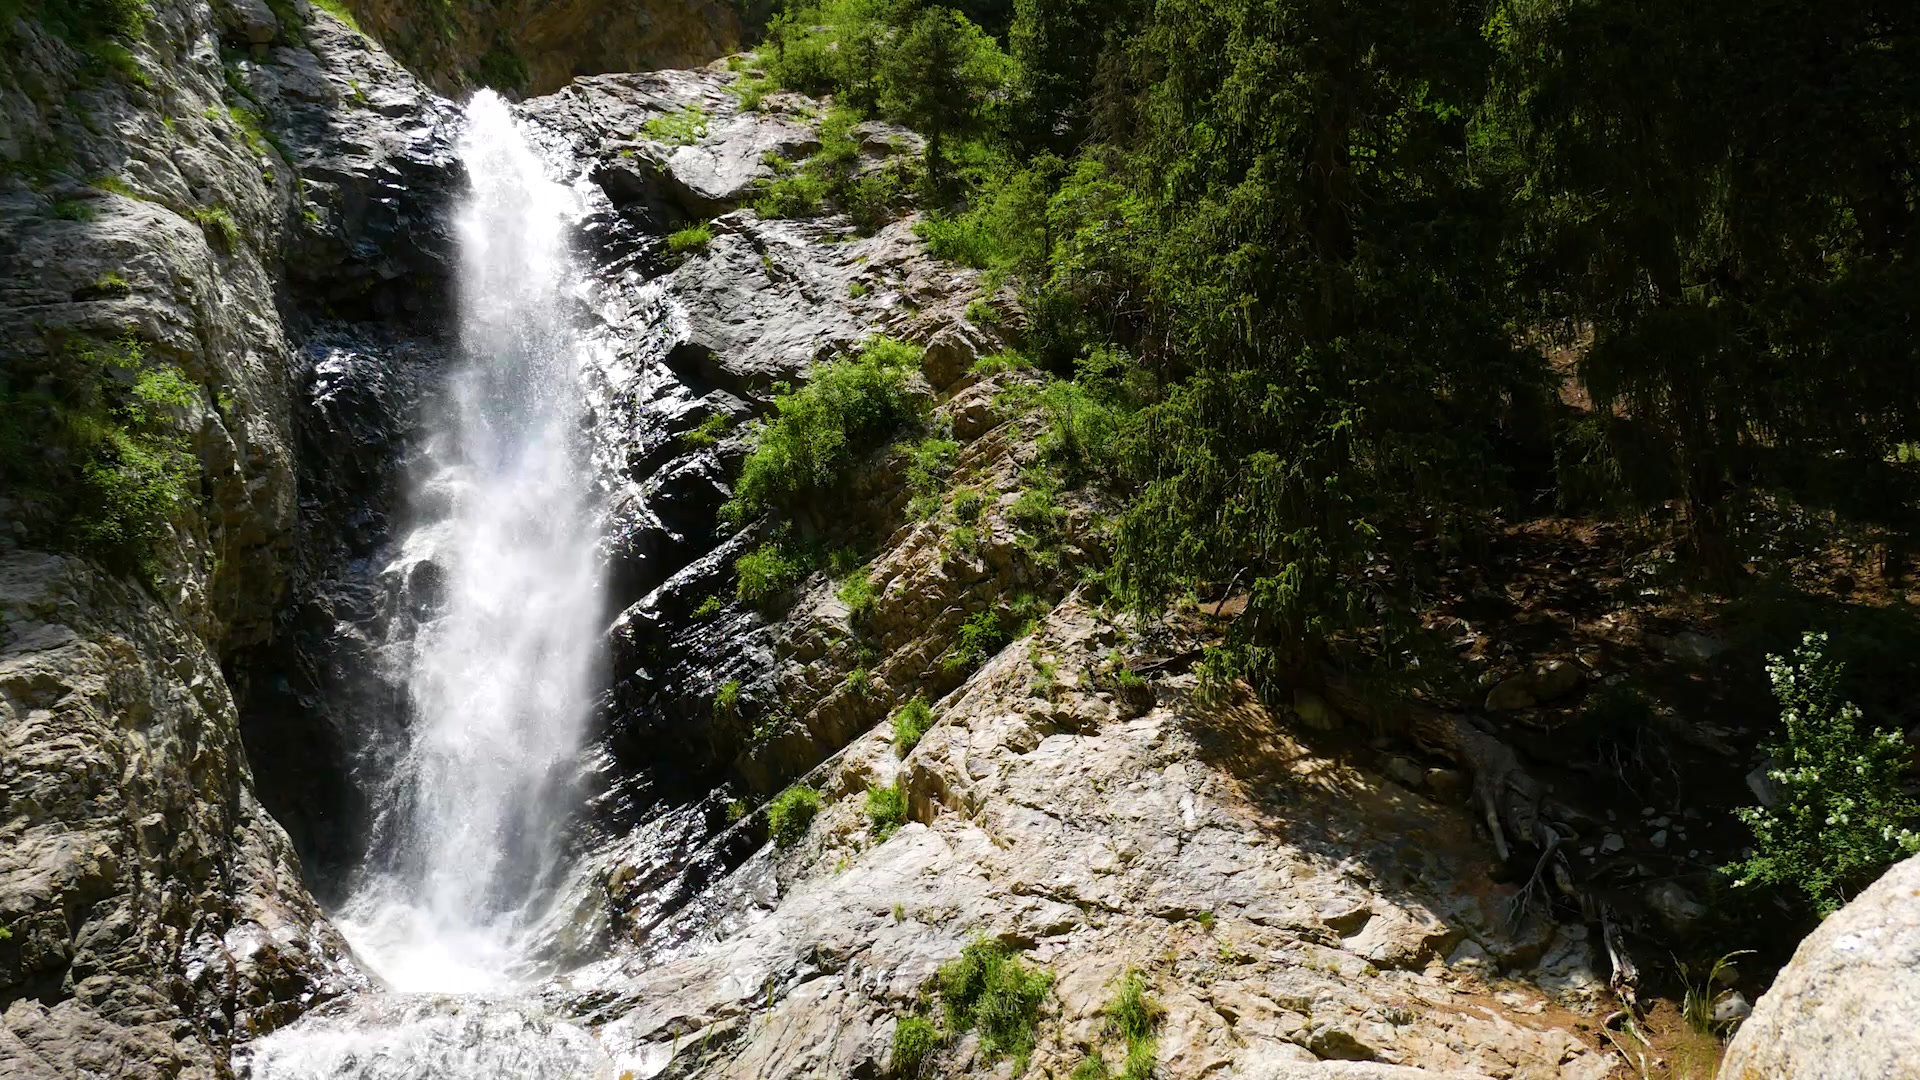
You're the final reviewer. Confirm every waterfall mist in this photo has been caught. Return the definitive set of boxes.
[333,89,604,993]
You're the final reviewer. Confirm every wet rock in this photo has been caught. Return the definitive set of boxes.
[213,0,279,44]
[1425,768,1468,804]
[0,2,401,1074]
[560,604,1616,1079]
[1718,853,1920,1079]
[1531,658,1585,701]
[663,115,819,216]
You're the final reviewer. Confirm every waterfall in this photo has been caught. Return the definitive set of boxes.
[333,90,603,993]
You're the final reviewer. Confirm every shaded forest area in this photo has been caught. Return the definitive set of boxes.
[730,0,1920,1011]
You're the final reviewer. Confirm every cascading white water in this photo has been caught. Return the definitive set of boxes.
[333,89,603,993]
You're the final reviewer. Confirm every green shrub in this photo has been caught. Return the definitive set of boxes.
[1728,632,1920,914]
[971,349,1033,376]
[1037,375,1127,486]
[916,212,1001,268]
[1107,970,1161,1078]
[726,336,924,520]
[866,780,907,838]
[667,223,713,253]
[681,411,731,449]
[190,205,239,246]
[951,487,986,523]
[944,609,1008,673]
[755,169,830,218]
[937,939,1053,1071]
[848,280,870,298]
[1008,485,1061,539]
[891,1014,941,1079]
[736,540,806,604]
[715,678,742,713]
[642,104,709,145]
[767,784,822,848]
[81,271,132,297]
[905,436,959,518]
[694,594,723,618]
[838,572,877,624]
[845,666,874,696]
[466,44,529,93]
[892,696,933,755]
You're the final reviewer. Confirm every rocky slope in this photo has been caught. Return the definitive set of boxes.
[561,598,1622,1078]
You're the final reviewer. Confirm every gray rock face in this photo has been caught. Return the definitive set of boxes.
[0,1,464,1073]
[1717,853,1920,1080]
[530,603,1618,1079]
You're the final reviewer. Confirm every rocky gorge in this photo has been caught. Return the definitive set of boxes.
[3,2,1917,1079]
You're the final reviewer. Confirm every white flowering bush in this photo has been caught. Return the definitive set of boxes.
[1728,632,1920,915]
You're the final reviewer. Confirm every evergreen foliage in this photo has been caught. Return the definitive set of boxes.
[744,0,1920,711]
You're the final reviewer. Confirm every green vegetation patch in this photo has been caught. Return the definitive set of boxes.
[725,335,925,521]
[0,333,201,578]
[667,223,714,253]
[735,538,807,605]
[680,410,731,449]
[943,608,1010,673]
[891,696,933,756]
[891,1013,941,1078]
[466,42,529,94]
[936,938,1053,1072]
[865,779,906,839]
[767,784,822,848]
[642,104,710,146]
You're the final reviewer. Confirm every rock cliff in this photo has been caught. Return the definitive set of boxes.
[325,0,751,97]
[1,1,457,1074]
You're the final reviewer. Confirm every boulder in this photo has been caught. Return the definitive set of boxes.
[1717,853,1920,1079]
